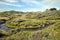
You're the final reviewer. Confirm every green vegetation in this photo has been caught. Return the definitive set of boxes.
[6,20,56,29]
[0,8,60,40]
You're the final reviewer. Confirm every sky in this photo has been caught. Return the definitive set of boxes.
[0,0,60,12]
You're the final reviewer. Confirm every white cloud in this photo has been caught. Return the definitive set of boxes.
[44,0,60,5]
[4,0,18,3]
[21,0,40,5]
[0,1,22,7]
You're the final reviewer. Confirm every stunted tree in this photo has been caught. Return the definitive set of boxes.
[49,8,57,11]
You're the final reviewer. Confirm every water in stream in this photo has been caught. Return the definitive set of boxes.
[0,24,11,31]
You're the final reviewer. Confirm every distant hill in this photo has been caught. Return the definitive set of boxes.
[0,9,60,20]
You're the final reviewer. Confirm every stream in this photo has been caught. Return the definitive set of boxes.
[0,24,11,31]
[0,23,53,32]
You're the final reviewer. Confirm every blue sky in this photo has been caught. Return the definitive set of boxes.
[0,0,60,12]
